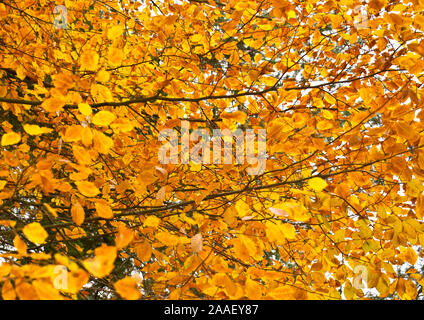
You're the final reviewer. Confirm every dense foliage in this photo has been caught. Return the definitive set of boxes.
[0,0,424,300]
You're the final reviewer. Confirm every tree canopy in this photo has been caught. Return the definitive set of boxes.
[0,0,424,300]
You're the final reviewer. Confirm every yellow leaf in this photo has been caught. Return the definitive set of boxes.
[317,120,333,130]
[0,219,15,227]
[235,200,250,217]
[287,9,296,19]
[258,23,273,31]
[95,202,114,219]
[405,279,417,299]
[63,125,83,143]
[0,264,11,279]
[15,65,25,80]
[156,232,189,246]
[0,180,7,191]
[76,181,100,198]
[329,14,343,29]
[1,280,16,300]
[23,124,52,135]
[107,24,125,40]
[92,110,116,126]
[91,84,113,102]
[114,277,141,300]
[81,127,93,147]
[308,177,328,191]
[14,235,27,255]
[404,247,418,265]
[15,281,38,300]
[144,216,160,228]
[281,223,296,239]
[334,229,345,243]
[155,186,166,204]
[96,70,111,83]
[93,130,114,154]
[344,284,355,300]
[261,76,277,86]
[80,50,99,71]
[73,144,92,165]
[115,225,134,249]
[190,34,202,42]
[241,235,262,261]
[32,279,64,300]
[265,221,285,245]
[108,47,124,66]
[269,285,296,299]
[23,222,48,245]
[1,132,21,146]
[78,103,92,116]
[83,244,117,278]
[41,96,66,113]
[245,277,262,299]
[248,70,259,82]
[71,201,85,226]
[322,110,334,120]
[376,276,389,295]
[135,241,152,262]
[213,273,238,297]
[221,111,247,124]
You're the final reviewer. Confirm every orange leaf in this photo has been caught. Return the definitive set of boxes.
[76,181,100,198]
[71,201,85,226]
[95,202,114,219]
[22,222,48,245]
[114,277,141,300]
[92,110,116,127]
[83,244,117,278]
[14,235,27,255]
[1,132,21,146]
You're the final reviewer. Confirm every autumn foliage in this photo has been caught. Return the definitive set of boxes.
[0,0,424,300]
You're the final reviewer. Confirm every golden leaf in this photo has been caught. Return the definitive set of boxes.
[41,96,66,113]
[71,201,85,226]
[95,202,114,219]
[281,223,296,239]
[115,225,134,249]
[245,277,262,299]
[14,235,27,255]
[144,216,161,228]
[32,279,64,300]
[308,177,328,192]
[22,222,48,245]
[78,103,92,116]
[76,181,100,198]
[114,277,141,300]
[1,132,21,146]
[92,110,116,127]
[63,125,83,143]
[108,47,124,66]
[1,280,16,300]
[83,244,117,278]
[80,50,99,71]
[107,24,125,40]
[23,124,52,135]
[135,241,152,262]
[96,70,111,83]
